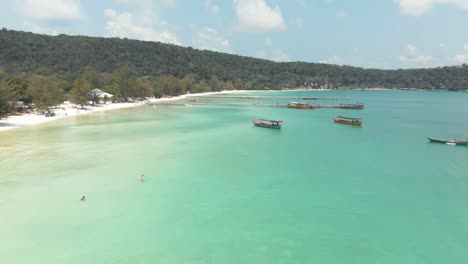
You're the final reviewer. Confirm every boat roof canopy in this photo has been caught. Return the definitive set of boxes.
[336,116,363,120]
[259,119,283,123]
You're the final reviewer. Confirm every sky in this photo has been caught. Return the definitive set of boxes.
[1,0,468,69]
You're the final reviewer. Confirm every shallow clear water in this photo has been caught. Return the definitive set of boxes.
[1,90,468,264]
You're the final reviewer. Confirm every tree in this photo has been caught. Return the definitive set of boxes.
[0,86,12,119]
[82,66,102,105]
[0,67,6,80]
[115,66,137,100]
[152,87,163,98]
[69,78,92,108]
[233,78,244,90]
[244,81,253,90]
[192,80,211,93]
[155,75,186,96]
[101,73,122,101]
[132,78,152,99]
[27,75,65,111]
[3,76,29,103]
[82,66,101,89]
[209,75,222,92]
[222,80,234,91]
[182,73,198,92]
[102,83,122,102]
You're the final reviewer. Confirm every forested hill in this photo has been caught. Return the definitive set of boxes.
[1,28,468,90]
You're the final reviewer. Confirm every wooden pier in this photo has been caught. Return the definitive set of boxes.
[186,95,350,100]
[154,101,363,110]
[150,94,362,110]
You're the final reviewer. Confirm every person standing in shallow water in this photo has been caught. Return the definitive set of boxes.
[141,174,144,182]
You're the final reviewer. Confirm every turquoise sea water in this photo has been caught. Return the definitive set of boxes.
[1,90,468,264]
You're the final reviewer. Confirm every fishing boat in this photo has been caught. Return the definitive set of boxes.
[427,137,468,146]
[339,104,364,109]
[333,116,363,126]
[252,119,283,129]
[287,102,315,109]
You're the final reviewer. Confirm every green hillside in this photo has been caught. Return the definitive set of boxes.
[0,28,468,90]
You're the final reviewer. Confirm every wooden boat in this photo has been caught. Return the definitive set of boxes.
[252,119,283,129]
[287,102,315,109]
[333,116,363,126]
[427,137,468,146]
[339,104,364,109]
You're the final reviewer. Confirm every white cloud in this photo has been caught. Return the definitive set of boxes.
[413,55,433,64]
[205,0,220,16]
[20,0,83,21]
[256,50,267,59]
[254,48,289,61]
[272,49,289,62]
[453,53,467,62]
[452,44,468,63]
[399,55,433,64]
[113,0,177,29]
[117,0,176,9]
[407,44,417,55]
[192,27,232,53]
[104,9,180,45]
[320,55,341,64]
[400,44,433,65]
[395,0,468,16]
[234,0,286,32]
[23,21,58,35]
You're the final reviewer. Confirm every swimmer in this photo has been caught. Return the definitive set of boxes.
[141,174,144,182]
[80,196,86,201]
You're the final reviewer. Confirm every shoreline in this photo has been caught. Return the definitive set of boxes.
[0,90,251,133]
[0,102,143,132]
[2,88,462,133]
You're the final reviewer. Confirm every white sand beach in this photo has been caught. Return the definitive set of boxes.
[0,90,250,132]
[0,101,143,132]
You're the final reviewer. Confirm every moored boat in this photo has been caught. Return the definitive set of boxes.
[287,102,315,109]
[333,116,363,126]
[252,119,283,129]
[427,137,468,146]
[339,104,364,109]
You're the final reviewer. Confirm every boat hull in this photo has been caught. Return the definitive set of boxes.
[252,120,282,129]
[287,104,315,109]
[333,118,362,126]
[339,104,364,109]
[427,137,468,146]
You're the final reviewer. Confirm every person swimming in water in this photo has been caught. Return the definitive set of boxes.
[141,174,144,182]
[80,196,86,201]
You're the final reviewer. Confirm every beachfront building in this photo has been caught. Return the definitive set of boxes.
[90,89,113,104]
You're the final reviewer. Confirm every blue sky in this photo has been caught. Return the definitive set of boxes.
[1,0,468,69]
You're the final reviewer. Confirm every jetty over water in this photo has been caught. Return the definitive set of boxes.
[185,95,350,100]
[152,94,363,110]
[155,101,362,109]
